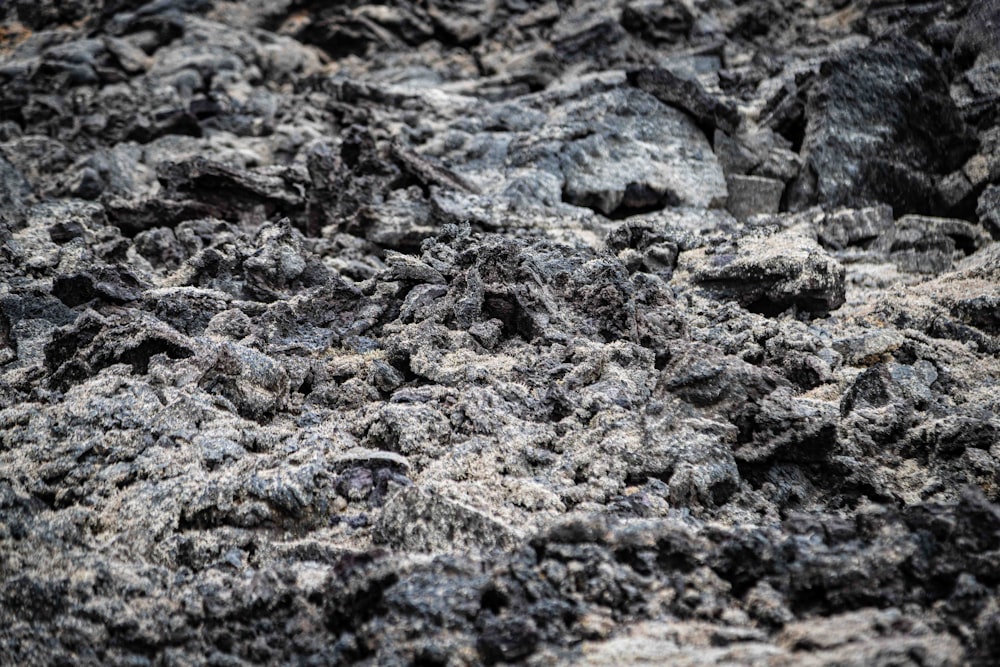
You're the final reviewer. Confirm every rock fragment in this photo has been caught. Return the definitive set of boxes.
[817,205,893,251]
[626,66,740,135]
[680,231,846,316]
[725,174,784,221]
[375,485,523,552]
[790,34,976,215]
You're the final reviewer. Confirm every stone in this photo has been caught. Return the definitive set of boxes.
[626,66,740,135]
[375,485,523,552]
[793,34,975,214]
[955,0,1000,64]
[725,175,784,221]
[817,205,893,251]
[197,341,290,421]
[679,231,846,316]
[52,265,148,307]
[0,155,33,223]
[978,185,1000,238]
[418,84,728,216]
[879,215,986,274]
[555,88,729,214]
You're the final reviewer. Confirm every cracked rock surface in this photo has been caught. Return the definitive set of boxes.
[1,1,1000,665]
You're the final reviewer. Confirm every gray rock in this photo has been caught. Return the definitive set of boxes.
[879,215,986,275]
[817,205,893,251]
[198,341,290,421]
[0,155,33,223]
[725,175,784,221]
[679,230,846,316]
[419,83,728,216]
[792,35,975,214]
[978,185,1000,239]
[955,0,1000,64]
[627,66,740,135]
[375,485,523,552]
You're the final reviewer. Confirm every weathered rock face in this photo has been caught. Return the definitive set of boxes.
[413,83,728,216]
[2,1,1000,666]
[788,34,977,215]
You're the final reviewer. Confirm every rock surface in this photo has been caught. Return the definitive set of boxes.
[1,1,1000,666]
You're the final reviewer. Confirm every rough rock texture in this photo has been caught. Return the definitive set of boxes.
[2,1,1000,666]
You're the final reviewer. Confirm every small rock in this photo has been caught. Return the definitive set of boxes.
[817,205,893,251]
[198,341,290,421]
[375,485,522,552]
[52,266,148,307]
[469,318,503,349]
[725,175,784,221]
[879,215,985,274]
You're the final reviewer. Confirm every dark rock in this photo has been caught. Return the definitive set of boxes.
[663,345,783,412]
[157,158,307,219]
[878,215,986,274]
[817,205,894,251]
[621,0,695,44]
[725,174,784,221]
[950,293,1000,336]
[627,66,740,135]
[979,185,1000,239]
[0,155,33,225]
[955,0,1000,66]
[604,216,700,280]
[734,389,838,464]
[793,34,976,215]
[953,60,1000,127]
[478,616,539,664]
[714,129,760,176]
[44,309,195,390]
[52,265,148,307]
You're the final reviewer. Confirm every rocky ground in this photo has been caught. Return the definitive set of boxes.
[1,0,999,665]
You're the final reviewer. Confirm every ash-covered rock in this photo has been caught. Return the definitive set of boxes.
[2,1,1000,666]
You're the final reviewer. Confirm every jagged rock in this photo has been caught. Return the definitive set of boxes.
[734,389,838,463]
[791,34,976,215]
[627,66,740,135]
[979,185,1000,239]
[0,155,33,224]
[679,230,846,316]
[817,205,894,251]
[605,216,694,279]
[52,265,149,307]
[43,309,196,391]
[621,0,695,44]
[558,87,728,213]
[420,83,728,216]
[878,215,986,274]
[2,1,1000,665]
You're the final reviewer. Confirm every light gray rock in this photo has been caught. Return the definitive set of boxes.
[375,485,524,552]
